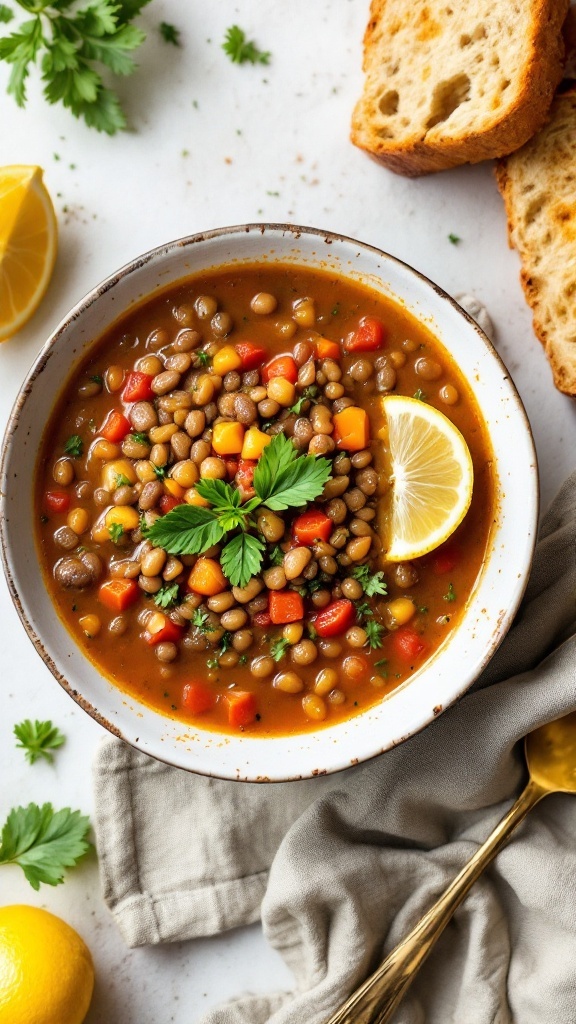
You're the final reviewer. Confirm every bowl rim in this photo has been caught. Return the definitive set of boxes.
[0,222,540,781]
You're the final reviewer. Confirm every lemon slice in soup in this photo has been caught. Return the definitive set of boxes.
[379,395,474,561]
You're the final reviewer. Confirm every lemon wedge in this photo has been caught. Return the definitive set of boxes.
[0,165,57,342]
[380,394,474,561]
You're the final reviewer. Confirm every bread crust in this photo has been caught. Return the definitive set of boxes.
[496,88,576,396]
[351,0,569,177]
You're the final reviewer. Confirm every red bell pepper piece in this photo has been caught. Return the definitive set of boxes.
[146,617,185,646]
[159,494,185,515]
[312,599,355,637]
[315,339,341,360]
[253,611,272,629]
[261,354,298,384]
[392,628,428,662]
[182,682,216,714]
[268,590,304,624]
[100,410,131,444]
[431,542,460,575]
[235,458,256,497]
[235,341,268,371]
[345,316,386,353]
[293,508,333,545]
[122,371,155,403]
[98,579,140,612]
[225,690,258,728]
[44,490,71,515]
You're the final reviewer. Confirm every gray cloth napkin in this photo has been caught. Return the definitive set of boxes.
[93,471,576,1024]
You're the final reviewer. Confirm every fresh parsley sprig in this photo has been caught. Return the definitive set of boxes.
[222,24,270,65]
[159,20,179,46]
[351,564,388,597]
[14,719,65,765]
[153,583,180,609]
[0,802,91,890]
[64,434,83,458]
[147,433,332,589]
[270,636,290,661]
[0,0,152,134]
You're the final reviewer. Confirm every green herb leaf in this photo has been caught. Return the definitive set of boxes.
[217,631,233,656]
[114,472,132,488]
[159,21,180,45]
[413,389,426,401]
[288,385,319,415]
[222,24,270,65]
[254,433,332,511]
[270,636,290,661]
[109,522,124,545]
[220,532,265,588]
[64,434,83,458]
[153,583,180,609]
[148,505,224,555]
[14,720,65,765]
[351,565,388,597]
[153,464,167,480]
[0,6,14,24]
[374,658,388,677]
[0,803,91,890]
[448,233,461,245]
[192,608,211,634]
[89,373,103,385]
[365,619,385,649]
[195,350,211,367]
[268,544,285,566]
[444,582,457,602]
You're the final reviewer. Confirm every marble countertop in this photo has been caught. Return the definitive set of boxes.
[0,2,575,1020]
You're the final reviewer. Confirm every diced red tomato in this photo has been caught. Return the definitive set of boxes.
[312,599,355,637]
[431,542,460,575]
[253,611,272,628]
[235,341,268,371]
[293,508,333,545]
[44,490,71,515]
[224,457,239,480]
[235,458,256,497]
[392,628,428,662]
[261,354,298,384]
[345,316,387,353]
[146,618,185,646]
[315,339,341,360]
[269,590,304,624]
[159,494,185,515]
[122,371,155,403]
[182,682,216,714]
[225,690,258,728]
[100,410,131,443]
[98,579,140,612]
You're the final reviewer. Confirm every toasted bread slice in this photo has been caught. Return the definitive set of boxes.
[496,87,576,396]
[351,0,569,177]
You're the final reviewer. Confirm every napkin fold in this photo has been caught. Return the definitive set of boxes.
[93,470,576,1024]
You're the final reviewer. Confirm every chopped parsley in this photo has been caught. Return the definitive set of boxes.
[153,464,167,480]
[89,374,103,385]
[130,431,149,446]
[351,565,387,597]
[443,582,457,602]
[364,619,385,649]
[289,385,319,415]
[114,473,132,488]
[448,233,461,245]
[374,658,389,678]
[270,636,290,661]
[191,609,211,634]
[222,25,271,65]
[413,389,426,402]
[153,583,180,609]
[109,523,124,545]
[64,434,83,458]
[159,21,180,46]
[196,351,211,367]
[268,545,285,566]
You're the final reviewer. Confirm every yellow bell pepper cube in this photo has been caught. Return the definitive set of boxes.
[101,458,137,492]
[184,487,211,507]
[241,427,272,460]
[105,506,140,532]
[212,345,242,375]
[212,420,245,455]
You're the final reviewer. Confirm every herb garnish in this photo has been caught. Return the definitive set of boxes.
[448,233,461,245]
[222,24,270,65]
[195,350,211,367]
[159,20,180,45]
[268,544,285,566]
[270,636,290,661]
[289,385,319,415]
[14,720,65,765]
[351,564,387,597]
[413,389,426,402]
[374,658,388,677]
[130,431,149,446]
[0,0,152,134]
[443,582,456,602]
[191,609,211,634]
[89,373,103,385]
[147,434,332,588]
[153,583,180,609]
[64,434,83,458]
[109,522,124,545]
[114,472,132,488]
[0,802,90,890]
[153,464,167,480]
[364,619,385,649]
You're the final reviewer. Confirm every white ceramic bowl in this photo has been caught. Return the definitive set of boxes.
[0,225,538,781]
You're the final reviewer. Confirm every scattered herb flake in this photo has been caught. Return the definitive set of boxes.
[114,473,132,488]
[192,609,211,634]
[413,389,426,401]
[64,434,83,458]
[153,583,180,610]
[14,720,65,765]
[270,636,290,661]
[444,582,456,602]
[153,464,167,480]
[89,373,103,385]
[448,233,461,245]
[109,522,124,545]
[131,431,149,445]
[351,565,387,598]
[159,21,180,46]
[196,350,211,367]
[365,619,385,649]
[222,25,271,65]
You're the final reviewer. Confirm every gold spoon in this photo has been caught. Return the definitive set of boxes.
[325,710,576,1024]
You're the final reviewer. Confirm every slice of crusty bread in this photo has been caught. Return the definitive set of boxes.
[495,87,576,397]
[351,0,569,177]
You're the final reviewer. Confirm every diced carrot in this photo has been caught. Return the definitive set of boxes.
[431,542,460,575]
[159,494,185,515]
[100,410,131,444]
[268,590,304,624]
[146,617,185,646]
[332,407,370,451]
[212,420,245,455]
[392,628,429,662]
[182,682,216,714]
[293,508,332,545]
[188,557,227,596]
[44,490,71,514]
[253,611,272,628]
[235,459,256,497]
[315,338,341,360]
[235,342,268,371]
[345,317,387,352]
[225,690,258,729]
[98,579,140,612]
[312,598,355,637]
[261,354,298,384]
[122,372,154,402]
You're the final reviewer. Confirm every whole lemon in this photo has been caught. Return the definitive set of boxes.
[0,905,94,1024]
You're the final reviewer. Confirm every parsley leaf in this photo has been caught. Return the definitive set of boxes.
[130,431,149,445]
[254,432,332,511]
[448,233,461,245]
[222,24,270,65]
[13,720,65,765]
[413,389,426,401]
[220,532,265,588]
[89,373,103,385]
[351,565,388,597]
[153,583,180,609]
[109,522,124,545]
[374,658,388,677]
[365,619,385,649]
[270,636,290,661]
[64,434,83,458]
[268,544,285,566]
[444,582,457,602]
[0,0,151,133]
[159,21,180,46]
[149,506,224,555]
[192,608,211,633]
[195,350,211,367]
[114,472,132,488]
[0,5,13,24]
[289,385,319,415]
[153,464,167,480]
[0,803,91,890]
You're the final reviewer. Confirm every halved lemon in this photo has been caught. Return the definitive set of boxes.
[380,395,474,561]
[0,165,58,342]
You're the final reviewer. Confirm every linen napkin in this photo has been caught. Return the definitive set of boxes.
[93,467,576,1024]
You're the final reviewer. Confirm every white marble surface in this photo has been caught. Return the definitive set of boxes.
[0,2,575,1021]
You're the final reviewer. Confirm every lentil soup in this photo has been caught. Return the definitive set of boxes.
[35,264,494,736]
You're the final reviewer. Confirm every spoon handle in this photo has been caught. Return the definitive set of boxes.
[324,777,547,1024]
